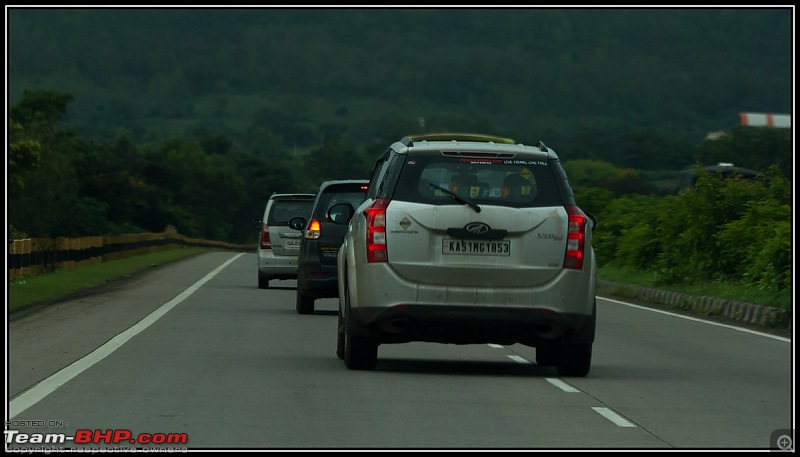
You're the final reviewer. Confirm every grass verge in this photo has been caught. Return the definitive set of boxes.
[8,248,212,314]
[597,264,791,311]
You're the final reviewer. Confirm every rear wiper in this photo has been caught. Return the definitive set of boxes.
[429,182,481,213]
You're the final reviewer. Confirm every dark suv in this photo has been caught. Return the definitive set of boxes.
[289,180,369,314]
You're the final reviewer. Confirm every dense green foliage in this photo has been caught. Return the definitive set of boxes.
[562,160,657,196]
[8,89,375,243]
[580,167,792,306]
[8,8,792,166]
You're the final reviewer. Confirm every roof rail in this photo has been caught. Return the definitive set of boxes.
[405,133,516,145]
[537,141,548,152]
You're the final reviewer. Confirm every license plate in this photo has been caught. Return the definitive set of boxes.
[285,240,301,247]
[442,239,510,256]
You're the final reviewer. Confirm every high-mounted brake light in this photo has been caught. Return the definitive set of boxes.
[260,223,271,249]
[365,199,390,263]
[563,205,586,270]
[305,219,322,240]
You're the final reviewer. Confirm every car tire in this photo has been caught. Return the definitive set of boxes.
[258,276,269,289]
[336,276,351,360]
[336,307,345,360]
[556,342,592,377]
[344,332,378,370]
[343,284,377,370]
[535,344,559,366]
[296,292,314,314]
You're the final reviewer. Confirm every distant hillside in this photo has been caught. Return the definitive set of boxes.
[7,7,794,163]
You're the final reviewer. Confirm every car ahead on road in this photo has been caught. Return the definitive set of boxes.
[256,193,315,289]
[289,180,369,315]
[334,133,597,376]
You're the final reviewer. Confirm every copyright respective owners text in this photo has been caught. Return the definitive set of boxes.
[771,429,794,452]
[5,446,189,453]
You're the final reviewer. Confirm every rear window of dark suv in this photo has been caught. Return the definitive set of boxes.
[391,154,564,208]
[311,183,368,218]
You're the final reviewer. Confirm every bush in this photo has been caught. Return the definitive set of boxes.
[588,193,663,267]
[592,165,791,297]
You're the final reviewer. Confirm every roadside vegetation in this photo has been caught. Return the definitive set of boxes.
[597,265,790,312]
[8,248,210,314]
[575,165,792,312]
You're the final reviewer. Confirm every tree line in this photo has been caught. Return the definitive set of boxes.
[8,90,376,244]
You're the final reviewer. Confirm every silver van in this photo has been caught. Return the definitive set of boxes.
[256,193,315,289]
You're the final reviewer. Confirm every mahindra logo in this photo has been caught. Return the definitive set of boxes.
[465,222,490,235]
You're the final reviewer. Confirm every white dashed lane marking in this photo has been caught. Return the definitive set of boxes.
[592,407,638,427]
[507,355,529,364]
[493,345,638,427]
[546,377,581,393]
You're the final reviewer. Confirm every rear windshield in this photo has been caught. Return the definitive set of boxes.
[313,184,368,218]
[268,200,314,225]
[392,154,564,208]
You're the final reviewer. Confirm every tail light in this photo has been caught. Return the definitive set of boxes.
[304,219,322,240]
[260,223,271,249]
[365,199,390,263]
[563,205,586,270]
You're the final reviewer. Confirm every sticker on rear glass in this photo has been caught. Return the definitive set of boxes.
[503,160,549,166]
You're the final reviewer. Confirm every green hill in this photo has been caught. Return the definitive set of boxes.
[8,7,793,158]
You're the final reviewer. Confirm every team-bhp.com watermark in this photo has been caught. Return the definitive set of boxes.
[5,428,188,453]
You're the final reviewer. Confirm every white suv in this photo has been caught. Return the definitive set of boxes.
[256,193,315,289]
[334,134,597,376]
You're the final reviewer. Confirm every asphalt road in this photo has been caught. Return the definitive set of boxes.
[6,252,794,450]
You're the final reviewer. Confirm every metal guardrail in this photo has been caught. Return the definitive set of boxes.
[8,230,252,280]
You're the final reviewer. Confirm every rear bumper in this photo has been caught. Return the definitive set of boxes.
[351,304,593,346]
[298,262,339,298]
[258,250,299,278]
[347,263,596,344]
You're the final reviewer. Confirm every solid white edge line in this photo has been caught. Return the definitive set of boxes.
[598,295,791,343]
[592,406,637,427]
[10,253,244,418]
